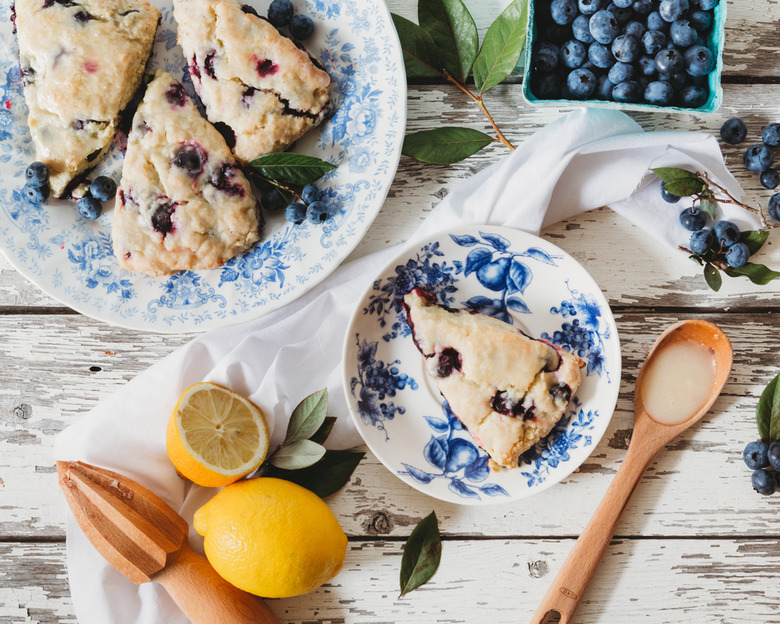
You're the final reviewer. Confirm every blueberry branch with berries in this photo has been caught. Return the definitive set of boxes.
[743,374,780,496]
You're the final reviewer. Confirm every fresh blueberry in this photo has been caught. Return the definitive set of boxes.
[261,188,286,211]
[698,0,719,9]
[661,182,681,203]
[560,39,588,68]
[77,195,102,220]
[566,68,597,98]
[678,85,708,108]
[638,55,657,77]
[90,176,117,202]
[646,11,669,32]
[624,20,647,39]
[712,220,740,247]
[289,14,314,39]
[588,41,616,68]
[752,469,776,495]
[606,2,632,24]
[22,182,49,203]
[642,30,666,55]
[720,117,747,144]
[608,61,635,84]
[612,80,641,102]
[632,0,655,14]
[744,144,774,173]
[689,9,713,32]
[596,75,615,99]
[689,228,713,255]
[589,10,621,44]
[267,0,293,26]
[768,440,780,472]
[670,19,698,46]
[760,170,780,191]
[683,45,715,76]
[534,42,561,72]
[659,0,689,22]
[284,202,307,224]
[679,207,706,231]
[301,183,321,204]
[551,0,578,24]
[768,194,780,222]
[659,70,686,90]
[644,80,674,105]
[25,162,49,188]
[579,0,606,15]
[306,200,335,223]
[762,123,780,148]
[725,241,750,268]
[612,0,633,7]
[611,34,640,62]
[744,440,770,470]
[572,15,596,43]
[655,48,684,74]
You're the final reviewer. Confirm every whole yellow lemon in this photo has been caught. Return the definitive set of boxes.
[193,477,347,598]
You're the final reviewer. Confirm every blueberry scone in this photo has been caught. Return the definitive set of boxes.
[112,70,262,276]
[14,0,160,197]
[404,288,583,470]
[172,0,331,164]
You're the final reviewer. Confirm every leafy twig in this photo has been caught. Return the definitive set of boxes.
[696,171,769,228]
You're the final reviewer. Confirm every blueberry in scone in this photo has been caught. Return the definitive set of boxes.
[14,0,160,197]
[172,0,331,164]
[403,288,583,470]
[112,70,262,276]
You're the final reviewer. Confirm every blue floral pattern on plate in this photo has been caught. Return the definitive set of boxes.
[343,225,622,505]
[0,0,404,332]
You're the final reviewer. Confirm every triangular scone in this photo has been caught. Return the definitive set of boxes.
[172,0,331,164]
[404,288,583,470]
[112,70,262,276]
[15,0,160,197]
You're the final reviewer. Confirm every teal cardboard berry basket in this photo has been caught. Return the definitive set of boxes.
[522,0,726,112]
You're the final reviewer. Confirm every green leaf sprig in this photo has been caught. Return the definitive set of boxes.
[756,374,780,444]
[257,388,364,497]
[399,511,442,597]
[392,0,527,164]
[247,153,337,202]
[651,167,780,291]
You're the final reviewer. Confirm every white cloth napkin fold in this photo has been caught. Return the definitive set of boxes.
[54,107,758,624]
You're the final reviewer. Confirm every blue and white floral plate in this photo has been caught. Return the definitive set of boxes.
[343,225,621,505]
[0,0,404,332]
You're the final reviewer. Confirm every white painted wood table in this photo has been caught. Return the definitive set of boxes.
[4,0,780,622]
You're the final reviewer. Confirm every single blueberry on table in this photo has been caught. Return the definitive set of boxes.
[679,207,706,231]
[752,469,776,496]
[744,440,770,470]
[624,20,647,39]
[589,10,621,44]
[551,0,578,24]
[25,162,49,188]
[301,183,321,205]
[567,68,597,98]
[23,182,49,203]
[612,80,641,102]
[611,34,640,63]
[768,194,780,222]
[744,144,775,173]
[267,0,293,26]
[725,242,750,268]
[720,118,747,144]
[572,15,596,43]
[655,48,684,74]
[560,39,588,68]
[683,45,715,76]
[288,14,314,40]
[261,188,286,211]
[284,202,307,224]
[768,440,780,472]
[660,182,681,203]
[644,80,674,105]
[689,9,713,32]
[678,84,708,108]
[712,220,740,247]
[689,228,713,255]
[579,0,606,15]
[638,55,657,77]
[77,195,102,220]
[670,19,698,46]
[761,169,780,190]
[642,30,666,55]
[90,176,117,202]
[646,11,669,32]
[762,123,780,148]
[588,41,616,68]
[306,200,335,224]
[659,0,689,22]
[596,75,614,99]
[608,61,635,84]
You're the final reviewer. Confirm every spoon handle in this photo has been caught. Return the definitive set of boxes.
[529,438,660,624]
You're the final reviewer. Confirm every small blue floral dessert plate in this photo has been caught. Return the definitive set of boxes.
[0,0,404,332]
[342,225,621,505]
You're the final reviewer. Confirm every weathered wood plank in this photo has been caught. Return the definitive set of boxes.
[2,312,780,539]
[3,539,780,624]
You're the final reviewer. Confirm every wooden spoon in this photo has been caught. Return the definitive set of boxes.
[530,319,732,624]
[57,460,279,624]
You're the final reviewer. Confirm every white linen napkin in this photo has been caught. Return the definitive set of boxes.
[54,107,759,624]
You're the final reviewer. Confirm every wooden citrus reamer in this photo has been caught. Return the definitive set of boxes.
[530,320,733,624]
[57,460,279,624]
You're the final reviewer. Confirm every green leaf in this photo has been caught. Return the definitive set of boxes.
[740,230,770,256]
[399,511,442,597]
[418,0,479,82]
[403,127,493,164]
[248,153,336,186]
[269,439,326,470]
[285,388,328,444]
[699,198,719,221]
[651,167,706,197]
[391,14,444,78]
[472,0,527,94]
[703,263,722,291]
[756,374,780,442]
[651,167,703,185]
[725,262,780,286]
[266,450,365,498]
[689,254,704,266]
[309,416,337,445]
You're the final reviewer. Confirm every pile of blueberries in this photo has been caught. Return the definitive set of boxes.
[743,440,780,495]
[719,117,780,221]
[530,0,718,106]
[265,0,314,40]
[259,182,336,225]
[23,162,116,220]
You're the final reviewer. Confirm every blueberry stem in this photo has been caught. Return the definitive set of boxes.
[695,171,770,228]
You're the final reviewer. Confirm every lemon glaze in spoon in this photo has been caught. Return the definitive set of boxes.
[530,320,733,624]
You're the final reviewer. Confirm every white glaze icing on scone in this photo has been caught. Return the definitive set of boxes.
[15,0,160,197]
[404,288,583,470]
[112,70,262,276]
[172,0,331,164]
